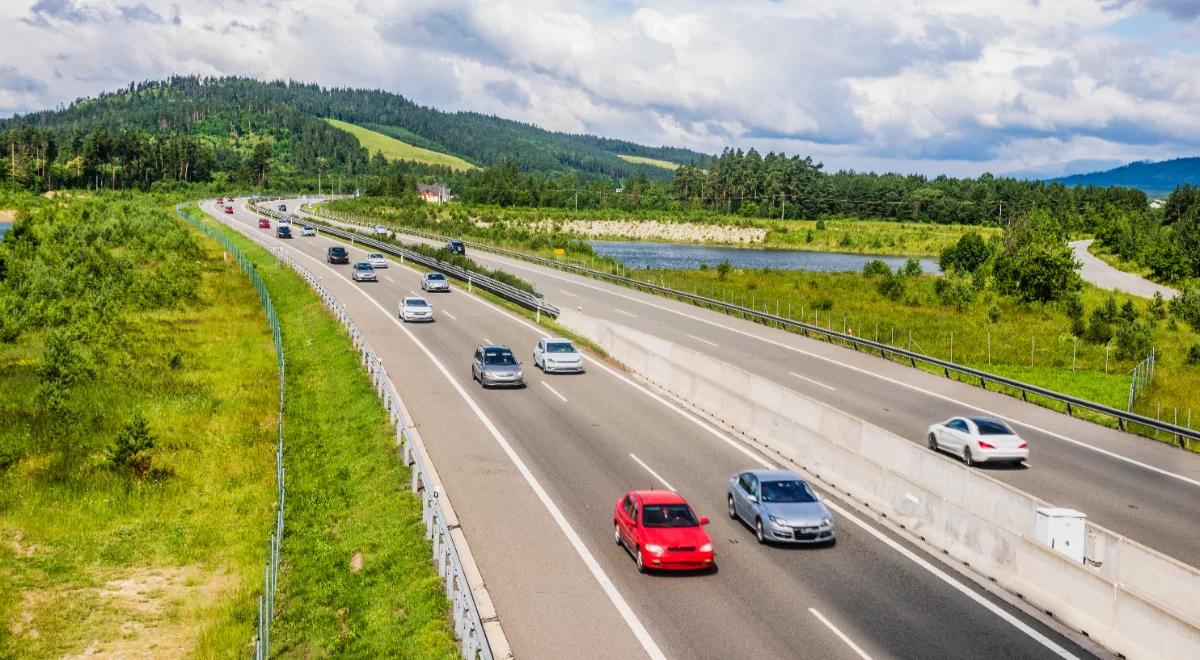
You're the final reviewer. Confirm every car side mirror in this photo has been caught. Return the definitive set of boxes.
[699,517,710,525]
[748,495,758,504]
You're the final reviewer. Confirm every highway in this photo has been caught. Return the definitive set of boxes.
[324,214,1200,567]
[210,199,1092,659]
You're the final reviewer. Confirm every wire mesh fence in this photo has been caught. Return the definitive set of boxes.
[175,206,285,658]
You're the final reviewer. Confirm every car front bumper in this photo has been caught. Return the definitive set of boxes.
[644,550,715,570]
[766,520,835,543]
[426,284,450,291]
[403,312,433,322]
[354,274,377,281]
[482,373,524,387]
[543,360,584,373]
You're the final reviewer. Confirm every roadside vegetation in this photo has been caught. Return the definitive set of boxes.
[324,119,476,172]
[0,191,277,656]
[190,208,459,657]
[1089,184,1200,286]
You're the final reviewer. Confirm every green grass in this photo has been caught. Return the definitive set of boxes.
[195,211,459,657]
[324,119,475,172]
[1,211,278,657]
[759,218,1001,255]
[616,154,679,170]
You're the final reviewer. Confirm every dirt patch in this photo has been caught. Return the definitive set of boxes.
[349,550,364,573]
[9,565,240,659]
[529,218,767,244]
[0,210,15,223]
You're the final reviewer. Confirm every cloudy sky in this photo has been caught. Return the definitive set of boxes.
[1,0,1198,177]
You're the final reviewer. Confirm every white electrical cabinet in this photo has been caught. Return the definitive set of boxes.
[1035,507,1086,563]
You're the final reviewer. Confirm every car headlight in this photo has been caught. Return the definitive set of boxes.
[821,517,832,526]
[768,515,790,527]
[643,544,665,554]
[515,370,523,378]
[699,543,713,553]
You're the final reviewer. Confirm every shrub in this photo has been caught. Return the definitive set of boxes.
[1186,343,1200,366]
[815,218,827,230]
[716,259,732,280]
[814,297,834,311]
[1071,317,1086,337]
[805,229,814,243]
[838,233,853,247]
[877,271,905,301]
[1170,287,1200,332]
[863,259,891,276]
[1085,306,1114,344]
[903,258,922,277]
[939,232,989,273]
[108,412,157,478]
[934,275,975,311]
[698,262,708,271]
[1114,318,1154,361]
[988,304,1002,324]
[1063,292,1084,321]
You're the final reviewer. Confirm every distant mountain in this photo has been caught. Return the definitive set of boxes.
[0,76,707,185]
[1001,159,1124,181]
[1048,157,1200,195]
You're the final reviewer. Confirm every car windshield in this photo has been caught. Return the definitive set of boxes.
[760,480,817,503]
[642,504,699,528]
[545,342,576,353]
[369,253,383,259]
[971,418,1014,435]
[405,298,428,307]
[483,349,516,365]
[355,263,373,270]
[427,273,445,281]
[330,248,346,255]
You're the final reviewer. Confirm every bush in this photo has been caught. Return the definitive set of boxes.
[939,231,989,273]
[934,275,975,311]
[716,259,732,280]
[1148,291,1167,320]
[1187,343,1200,366]
[903,258,922,277]
[107,412,157,478]
[1170,287,1200,332]
[1114,318,1154,361]
[1063,292,1084,321]
[814,297,834,311]
[815,218,826,230]
[1071,317,1086,337]
[988,304,1002,324]
[1085,306,1115,344]
[863,259,891,276]
[877,272,905,301]
[805,229,814,243]
[838,233,853,247]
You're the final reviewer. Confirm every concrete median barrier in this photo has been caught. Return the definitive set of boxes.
[561,309,1200,659]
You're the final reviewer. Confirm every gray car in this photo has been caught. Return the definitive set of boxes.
[727,469,835,545]
[422,272,450,292]
[471,344,524,388]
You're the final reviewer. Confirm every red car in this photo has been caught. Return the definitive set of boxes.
[216,197,224,204]
[224,206,234,214]
[258,218,270,228]
[614,490,714,572]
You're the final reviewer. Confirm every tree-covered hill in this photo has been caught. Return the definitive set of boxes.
[1050,158,1200,196]
[0,76,705,190]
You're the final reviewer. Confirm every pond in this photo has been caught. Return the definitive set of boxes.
[589,240,941,273]
[0,223,10,239]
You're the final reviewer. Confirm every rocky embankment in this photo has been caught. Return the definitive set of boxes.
[523,218,767,244]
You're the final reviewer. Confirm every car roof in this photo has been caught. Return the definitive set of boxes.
[403,297,428,303]
[425,272,445,276]
[630,490,688,505]
[741,468,804,482]
[480,344,511,351]
[544,337,573,343]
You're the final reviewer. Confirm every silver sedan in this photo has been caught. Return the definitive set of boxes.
[728,469,835,545]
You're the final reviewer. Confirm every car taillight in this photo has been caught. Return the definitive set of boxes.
[1018,441,1028,448]
[978,440,995,449]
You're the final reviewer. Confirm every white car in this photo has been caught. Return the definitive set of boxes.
[373,224,389,236]
[399,296,434,322]
[421,272,450,292]
[367,253,389,269]
[278,217,290,227]
[301,225,316,237]
[533,338,584,373]
[927,416,1028,466]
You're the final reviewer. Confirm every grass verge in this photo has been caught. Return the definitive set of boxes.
[192,209,459,657]
[1,202,276,657]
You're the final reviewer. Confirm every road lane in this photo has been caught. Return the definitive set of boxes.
[222,200,1092,659]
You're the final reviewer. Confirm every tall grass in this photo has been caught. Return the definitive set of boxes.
[324,119,475,172]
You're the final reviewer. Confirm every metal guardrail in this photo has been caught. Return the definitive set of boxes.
[304,204,1200,448]
[248,200,559,319]
[175,206,285,659]
[201,201,496,660]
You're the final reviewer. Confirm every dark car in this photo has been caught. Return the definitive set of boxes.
[327,246,350,264]
[448,240,466,255]
[276,225,292,238]
[277,203,287,212]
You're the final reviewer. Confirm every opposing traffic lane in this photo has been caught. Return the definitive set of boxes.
[228,201,1090,659]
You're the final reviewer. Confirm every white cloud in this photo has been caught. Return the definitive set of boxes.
[1,0,1198,176]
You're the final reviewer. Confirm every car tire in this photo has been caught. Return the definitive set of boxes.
[727,495,737,520]
[928,432,939,452]
[963,446,974,467]
[635,547,647,574]
[614,523,622,547]
[755,518,766,545]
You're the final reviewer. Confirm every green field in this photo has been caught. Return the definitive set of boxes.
[760,218,1001,255]
[324,118,475,172]
[617,154,680,170]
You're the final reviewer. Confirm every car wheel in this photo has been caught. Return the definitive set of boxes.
[963,447,974,467]
[755,518,766,545]
[928,432,939,451]
[727,495,737,520]
[614,523,622,547]
[635,547,647,574]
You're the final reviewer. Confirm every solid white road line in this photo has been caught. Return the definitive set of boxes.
[410,289,419,296]
[629,454,676,492]
[613,308,638,318]
[809,608,873,660]
[236,211,1078,657]
[790,371,837,392]
[541,381,568,403]
[442,311,458,321]
[685,333,719,348]
[485,257,1200,489]
[238,225,667,660]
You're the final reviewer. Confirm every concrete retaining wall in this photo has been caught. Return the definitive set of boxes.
[562,310,1200,660]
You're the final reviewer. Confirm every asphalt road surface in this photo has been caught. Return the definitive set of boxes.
[210,200,1093,659]
[1069,239,1177,299]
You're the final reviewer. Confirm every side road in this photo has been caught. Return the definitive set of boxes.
[1069,239,1177,299]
